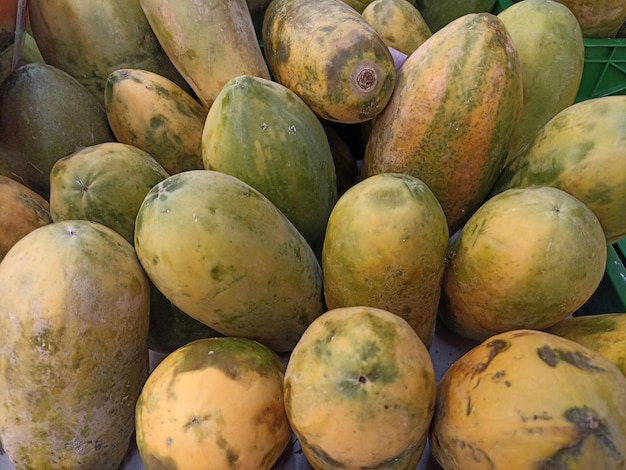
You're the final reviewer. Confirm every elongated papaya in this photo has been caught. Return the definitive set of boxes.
[362,13,523,234]
[105,69,206,175]
[262,0,396,124]
[27,0,190,105]
[138,0,270,109]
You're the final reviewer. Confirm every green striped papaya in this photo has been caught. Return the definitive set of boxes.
[201,75,337,253]
[105,69,206,176]
[136,337,291,470]
[138,0,270,109]
[262,0,397,124]
[431,329,626,469]
[28,0,190,105]
[497,0,584,164]
[491,96,626,244]
[134,170,325,352]
[362,13,523,234]
[0,220,150,469]
[322,173,449,347]
[284,306,436,469]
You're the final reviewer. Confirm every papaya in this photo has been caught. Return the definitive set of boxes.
[27,0,190,105]
[322,173,449,347]
[0,63,115,199]
[201,75,338,253]
[491,95,626,245]
[497,0,584,165]
[134,170,325,353]
[440,186,607,342]
[138,0,270,109]
[284,306,436,469]
[262,0,397,124]
[546,313,626,376]
[0,174,51,261]
[105,69,206,176]
[362,13,523,234]
[49,142,170,245]
[0,220,150,469]
[415,0,497,32]
[551,0,626,37]
[430,329,626,469]
[135,337,291,470]
[361,0,432,56]
[0,32,44,87]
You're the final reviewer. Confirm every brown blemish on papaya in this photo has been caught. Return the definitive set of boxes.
[472,339,509,376]
[451,438,495,467]
[537,346,605,372]
[516,410,553,423]
[491,370,511,387]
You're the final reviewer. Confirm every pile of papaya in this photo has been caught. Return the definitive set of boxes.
[0,0,625,469]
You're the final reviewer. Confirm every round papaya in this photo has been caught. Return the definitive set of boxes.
[430,329,626,469]
[284,306,436,470]
[440,186,607,341]
[135,337,291,470]
[0,220,150,469]
[134,170,325,352]
[49,142,170,244]
[322,173,449,347]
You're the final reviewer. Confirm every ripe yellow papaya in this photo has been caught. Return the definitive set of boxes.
[284,306,436,469]
[262,0,396,124]
[138,0,270,109]
[322,173,449,347]
[431,329,626,469]
[105,69,205,176]
[136,337,291,470]
[0,220,150,469]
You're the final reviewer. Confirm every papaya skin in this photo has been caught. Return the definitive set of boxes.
[135,337,291,470]
[362,13,523,234]
[0,175,51,261]
[262,0,396,124]
[546,313,626,376]
[285,306,436,469]
[430,329,626,470]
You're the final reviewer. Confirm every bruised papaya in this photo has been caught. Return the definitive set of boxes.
[362,13,523,234]
[105,69,206,175]
[322,173,449,347]
[201,75,337,252]
[134,170,325,352]
[430,329,626,469]
[262,0,396,124]
[28,0,190,105]
[139,0,270,109]
[0,220,150,469]
[135,337,291,470]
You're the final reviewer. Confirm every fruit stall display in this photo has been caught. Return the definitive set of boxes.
[0,0,625,469]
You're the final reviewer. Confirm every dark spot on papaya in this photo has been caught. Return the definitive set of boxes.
[473,339,509,375]
[466,396,473,416]
[150,115,167,130]
[563,406,621,458]
[537,346,605,372]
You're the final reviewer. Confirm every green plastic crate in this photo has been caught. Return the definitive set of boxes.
[492,0,626,102]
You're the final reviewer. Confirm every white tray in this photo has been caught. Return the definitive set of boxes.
[0,320,479,470]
